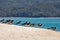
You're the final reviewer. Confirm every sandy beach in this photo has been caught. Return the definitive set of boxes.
[0,23,60,40]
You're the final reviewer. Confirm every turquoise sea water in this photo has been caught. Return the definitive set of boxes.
[0,17,60,32]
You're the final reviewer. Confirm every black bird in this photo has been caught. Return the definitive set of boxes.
[27,22,30,25]
[47,27,56,31]
[4,20,9,23]
[22,22,28,25]
[37,23,42,27]
[51,27,56,31]
[5,19,13,24]
[22,22,31,27]
[10,20,14,23]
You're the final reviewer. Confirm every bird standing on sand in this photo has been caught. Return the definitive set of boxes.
[47,27,56,31]
[22,22,31,27]
[37,23,42,28]
[51,27,56,31]
[10,20,14,23]
[5,19,14,24]
[22,22,28,25]
[4,20,9,23]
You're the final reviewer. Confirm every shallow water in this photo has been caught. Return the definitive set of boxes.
[0,17,60,32]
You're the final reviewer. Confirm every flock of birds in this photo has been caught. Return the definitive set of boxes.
[0,19,56,31]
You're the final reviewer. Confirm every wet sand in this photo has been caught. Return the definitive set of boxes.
[0,23,60,40]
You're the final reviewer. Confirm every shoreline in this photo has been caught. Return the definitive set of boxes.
[0,23,57,31]
[0,23,60,40]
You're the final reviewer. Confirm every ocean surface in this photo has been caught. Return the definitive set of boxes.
[0,17,60,32]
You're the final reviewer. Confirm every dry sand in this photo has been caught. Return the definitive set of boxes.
[0,23,60,40]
